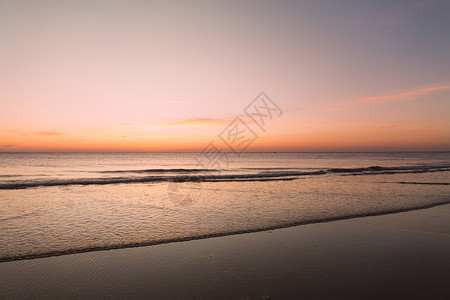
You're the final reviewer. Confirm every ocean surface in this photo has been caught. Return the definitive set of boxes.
[0,152,449,261]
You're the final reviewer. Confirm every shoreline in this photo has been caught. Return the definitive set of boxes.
[1,204,449,299]
[1,200,449,263]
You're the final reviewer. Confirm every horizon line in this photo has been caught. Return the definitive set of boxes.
[1,150,449,153]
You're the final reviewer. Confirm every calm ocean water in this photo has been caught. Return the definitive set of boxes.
[0,152,449,261]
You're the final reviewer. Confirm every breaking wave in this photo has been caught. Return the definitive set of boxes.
[1,164,449,190]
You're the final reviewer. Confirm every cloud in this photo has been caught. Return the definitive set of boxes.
[1,144,17,148]
[323,84,450,109]
[163,118,232,127]
[285,82,450,114]
[18,131,64,137]
[371,125,399,130]
[359,124,442,132]
[34,131,64,136]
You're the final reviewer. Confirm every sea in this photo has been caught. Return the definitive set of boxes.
[0,152,449,261]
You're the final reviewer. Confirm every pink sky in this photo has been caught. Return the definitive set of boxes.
[1,1,449,151]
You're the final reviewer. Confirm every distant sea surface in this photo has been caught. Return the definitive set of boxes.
[0,152,449,261]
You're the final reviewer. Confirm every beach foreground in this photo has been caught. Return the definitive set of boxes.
[1,204,449,299]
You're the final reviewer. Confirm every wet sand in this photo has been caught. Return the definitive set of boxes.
[1,204,449,299]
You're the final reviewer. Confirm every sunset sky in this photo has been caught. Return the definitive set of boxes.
[1,0,449,151]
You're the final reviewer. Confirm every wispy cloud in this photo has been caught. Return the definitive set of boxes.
[358,124,442,132]
[1,144,17,148]
[324,83,450,109]
[371,125,399,131]
[18,131,64,137]
[34,131,64,136]
[285,82,450,114]
[163,118,232,127]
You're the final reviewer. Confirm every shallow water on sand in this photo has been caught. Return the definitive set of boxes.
[0,152,449,261]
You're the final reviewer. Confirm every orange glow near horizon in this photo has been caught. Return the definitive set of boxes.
[2,106,449,152]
